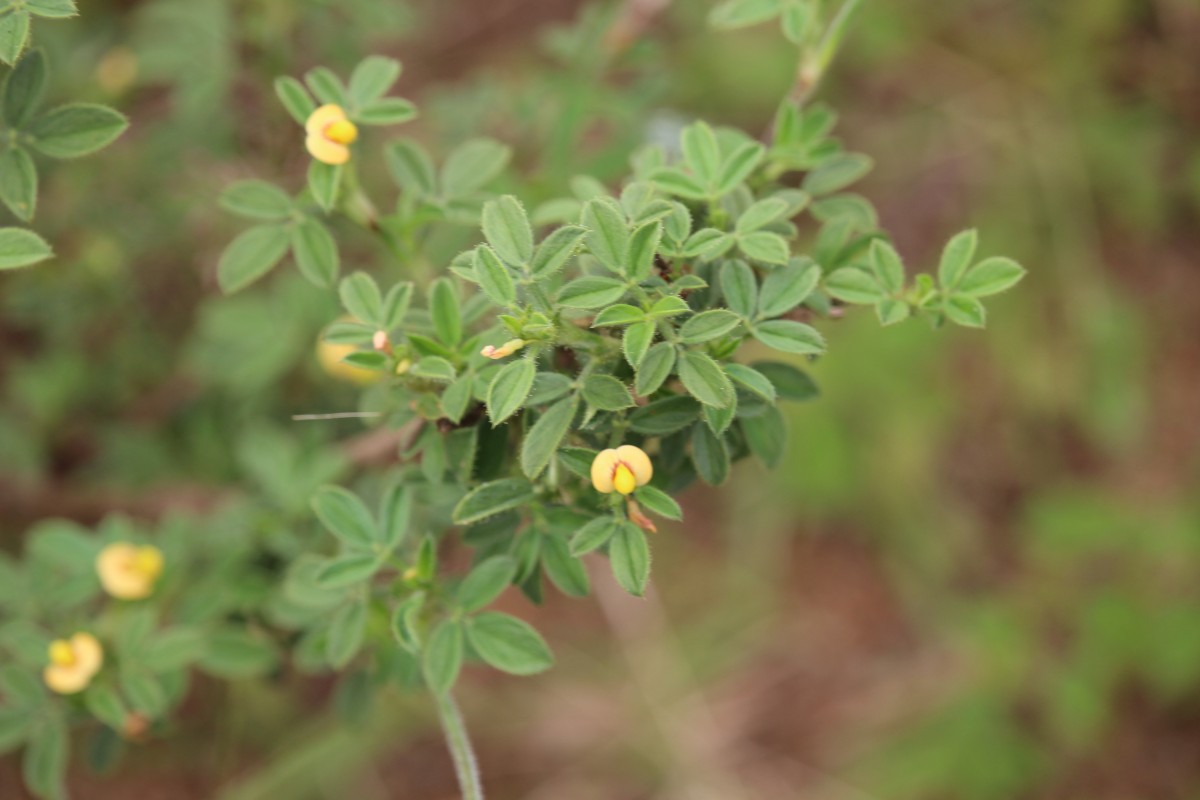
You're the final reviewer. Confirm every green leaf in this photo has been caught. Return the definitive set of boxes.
[355,97,417,126]
[141,628,207,673]
[592,304,645,327]
[326,599,367,669]
[717,141,766,195]
[304,67,347,106]
[84,684,127,731]
[583,199,630,274]
[569,516,619,556]
[198,629,279,679]
[410,356,456,382]
[274,76,315,125]
[752,319,825,355]
[422,620,464,695]
[957,256,1026,297]
[481,195,533,266]
[120,669,167,718]
[678,350,735,408]
[2,48,46,128]
[441,375,473,423]
[582,375,634,410]
[307,161,342,212]
[557,447,598,479]
[724,363,776,403]
[679,309,741,344]
[429,278,462,346]
[944,295,986,327]
[347,55,401,108]
[0,11,30,67]
[635,342,676,397]
[526,372,573,405]
[683,228,735,261]
[876,297,910,326]
[709,0,783,29]
[520,396,578,478]
[0,707,29,754]
[22,716,67,800]
[467,612,554,675]
[825,266,884,304]
[441,138,511,198]
[742,405,787,468]
[27,103,127,158]
[681,121,721,187]
[529,225,586,279]
[649,295,691,317]
[25,0,77,19]
[453,478,536,525]
[720,260,757,318]
[780,0,815,43]
[382,282,413,331]
[540,534,589,597]
[385,139,436,196]
[622,320,655,368]
[738,231,789,265]
[938,229,978,290]
[391,592,425,651]
[558,276,627,309]
[609,522,651,596]
[868,239,905,293]
[339,271,384,327]
[219,180,292,220]
[753,361,819,402]
[736,198,789,234]
[291,218,339,287]
[486,359,536,424]
[758,258,820,318]
[634,485,682,521]
[0,147,36,221]
[217,224,290,293]
[472,245,516,307]
[650,167,708,200]
[379,484,412,549]
[315,553,380,588]
[629,394,701,435]
[691,423,730,485]
[457,556,517,612]
[311,486,378,550]
[626,219,662,281]
[802,153,873,195]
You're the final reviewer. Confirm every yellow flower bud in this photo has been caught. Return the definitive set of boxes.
[590,445,653,495]
[43,633,103,695]
[304,104,357,165]
[480,339,525,360]
[96,543,164,600]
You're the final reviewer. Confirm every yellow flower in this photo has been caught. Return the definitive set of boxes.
[43,633,103,695]
[591,445,653,496]
[305,104,358,165]
[96,543,164,600]
[480,339,525,360]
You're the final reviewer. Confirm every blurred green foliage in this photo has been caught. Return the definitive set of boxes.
[1,0,1198,798]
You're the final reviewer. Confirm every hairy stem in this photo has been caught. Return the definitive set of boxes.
[434,691,484,800]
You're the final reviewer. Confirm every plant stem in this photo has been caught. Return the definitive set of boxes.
[434,691,484,800]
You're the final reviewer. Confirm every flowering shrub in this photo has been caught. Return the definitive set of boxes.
[0,1,1026,797]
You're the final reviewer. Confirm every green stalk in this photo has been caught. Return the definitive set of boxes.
[434,691,484,800]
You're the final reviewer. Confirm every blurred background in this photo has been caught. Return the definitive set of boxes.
[2,0,1199,797]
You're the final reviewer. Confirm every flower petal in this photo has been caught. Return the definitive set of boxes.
[615,444,652,486]
[305,103,346,136]
[305,134,350,165]
[590,449,620,493]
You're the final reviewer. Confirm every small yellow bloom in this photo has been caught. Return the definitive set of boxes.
[480,339,525,360]
[43,633,103,695]
[305,104,358,165]
[591,445,653,496]
[96,543,164,600]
